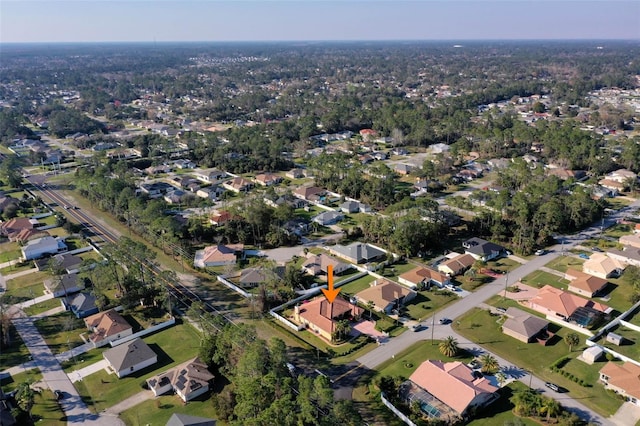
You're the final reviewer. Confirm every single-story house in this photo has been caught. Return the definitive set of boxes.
[564,269,608,298]
[606,247,640,268]
[583,252,626,279]
[437,253,476,276]
[339,201,371,213]
[293,186,326,202]
[0,217,38,238]
[355,279,417,314]
[405,360,499,418]
[605,168,637,183]
[328,242,386,264]
[264,194,307,209]
[501,307,549,343]
[21,236,67,261]
[312,211,344,226]
[196,186,225,201]
[166,413,216,426]
[222,177,254,193]
[393,164,414,175]
[193,244,244,268]
[84,309,133,347]
[104,338,157,378]
[463,238,505,262]
[619,234,640,249]
[9,228,49,243]
[399,267,450,289]
[147,357,215,402]
[301,253,351,277]
[44,273,84,297]
[600,362,640,406]
[527,285,610,321]
[283,218,312,236]
[164,189,190,204]
[235,266,284,288]
[285,168,305,179]
[209,210,234,226]
[63,292,99,318]
[293,297,363,342]
[138,182,176,198]
[193,169,227,184]
[254,173,283,186]
[36,253,82,273]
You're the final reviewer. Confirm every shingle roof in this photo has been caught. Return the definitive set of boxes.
[84,309,132,343]
[530,285,609,317]
[356,279,416,310]
[103,338,156,372]
[565,269,608,294]
[600,362,640,400]
[502,307,549,340]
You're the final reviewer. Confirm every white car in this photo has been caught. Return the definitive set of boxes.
[534,249,546,256]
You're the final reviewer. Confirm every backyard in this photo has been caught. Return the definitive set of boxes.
[453,306,623,416]
[595,324,640,361]
[73,320,203,413]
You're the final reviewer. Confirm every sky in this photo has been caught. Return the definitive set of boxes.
[1,0,639,43]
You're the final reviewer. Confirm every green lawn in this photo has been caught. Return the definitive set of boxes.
[338,274,376,296]
[604,271,638,313]
[378,261,418,280]
[403,289,458,322]
[453,307,623,416]
[119,393,221,426]
[545,256,585,273]
[0,369,43,392]
[485,257,521,274]
[4,279,45,303]
[61,346,108,373]
[603,223,632,239]
[74,320,203,412]
[468,381,538,426]
[0,328,31,370]
[33,312,86,355]
[24,297,64,316]
[520,270,569,289]
[32,388,67,425]
[594,324,640,361]
[0,241,22,263]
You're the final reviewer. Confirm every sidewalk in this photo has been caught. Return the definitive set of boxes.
[103,390,155,416]
[16,293,54,309]
[57,341,95,363]
[70,359,108,383]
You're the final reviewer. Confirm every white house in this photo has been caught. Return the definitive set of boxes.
[147,357,214,402]
[21,236,67,261]
[103,338,157,378]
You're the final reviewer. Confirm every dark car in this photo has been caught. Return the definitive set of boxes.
[591,247,603,252]
[439,318,451,325]
[53,390,63,400]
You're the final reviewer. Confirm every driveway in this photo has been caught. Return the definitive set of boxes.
[609,402,640,426]
[10,308,124,425]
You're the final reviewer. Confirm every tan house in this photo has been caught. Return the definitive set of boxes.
[293,186,326,201]
[437,253,475,276]
[355,279,417,314]
[599,362,640,406]
[254,173,283,186]
[399,267,450,289]
[501,307,550,343]
[301,253,351,277]
[619,234,640,249]
[147,357,215,402]
[84,309,133,347]
[564,269,608,298]
[294,297,363,342]
[407,360,498,417]
[193,244,244,268]
[583,253,625,279]
[527,285,609,320]
[222,177,254,193]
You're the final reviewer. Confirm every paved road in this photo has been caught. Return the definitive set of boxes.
[10,308,124,426]
[356,200,640,425]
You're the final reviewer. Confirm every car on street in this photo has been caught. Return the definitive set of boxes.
[439,318,451,324]
[591,246,603,252]
[534,249,546,256]
[545,382,560,392]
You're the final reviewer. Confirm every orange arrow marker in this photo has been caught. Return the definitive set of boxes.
[321,264,341,303]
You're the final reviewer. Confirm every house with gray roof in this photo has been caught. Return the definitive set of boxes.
[166,413,216,426]
[147,357,214,402]
[501,307,550,344]
[463,238,505,262]
[21,236,67,261]
[44,273,84,297]
[328,242,387,264]
[63,292,98,318]
[312,211,344,226]
[103,338,157,378]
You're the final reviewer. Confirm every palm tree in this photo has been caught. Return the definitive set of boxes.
[564,333,580,353]
[479,354,500,374]
[540,396,561,423]
[366,301,375,320]
[333,319,351,343]
[16,381,36,421]
[439,336,459,357]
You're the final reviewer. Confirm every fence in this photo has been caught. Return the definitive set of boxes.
[109,317,176,347]
[380,393,417,426]
[217,275,251,298]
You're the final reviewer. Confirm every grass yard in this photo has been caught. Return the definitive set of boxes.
[453,307,623,416]
[31,388,67,425]
[337,274,376,296]
[4,274,46,303]
[378,261,418,280]
[457,274,493,292]
[24,297,63,316]
[485,257,521,274]
[0,260,37,275]
[33,312,86,355]
[0,328,30,370]
[604,223,632,239]
[0,369,43,392]
[403,289,459,322]
[520,270,569,289]
[626,307,640,327]
[119,393,220,426]
[0,241,22,263]
[545,256,585,273]
[595,324,640,361]
[74,320,203,413]
[468,381,538,426]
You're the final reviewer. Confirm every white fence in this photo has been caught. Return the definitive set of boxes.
[217,275,251,298]
[380,393,417,426]
[109,317,176,347]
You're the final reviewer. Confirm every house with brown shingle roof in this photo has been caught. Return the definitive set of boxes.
[293,297,363,342]
[399,267,450,289]
[599,362,640,406]
[501,307,550,343]
[84,309,133,347]
[355,279,416,314]
[222,177,254,193]
[301,253,351,278]
[437,253,475,276]
[564,269,608,298]
[9,227,49,243]
[147,357,215,402]
[0,217,37,238]
[254,173,283,186]
[293,186,326,202]
[405,360,499,418]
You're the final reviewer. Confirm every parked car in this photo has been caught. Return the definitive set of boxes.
[534,249,546,256]
[439,318,451,325]
[53,390,63,400]
[591,246,603,252]
[579,253,590,259]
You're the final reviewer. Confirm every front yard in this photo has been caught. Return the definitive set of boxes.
[519,270,569,289]
[33,311,86,355]
[453,306,623,416]
[74,320,202,413]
